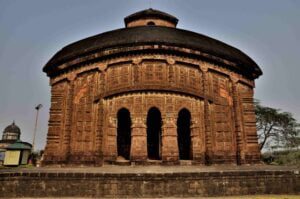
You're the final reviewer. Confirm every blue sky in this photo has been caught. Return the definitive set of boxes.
[0,0,299,150]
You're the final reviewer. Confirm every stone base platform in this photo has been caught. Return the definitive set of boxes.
[0,165,299,198]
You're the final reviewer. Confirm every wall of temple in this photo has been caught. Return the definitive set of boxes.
[43,53,260,165]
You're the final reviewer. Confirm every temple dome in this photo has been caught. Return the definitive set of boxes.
[2,121,21,141]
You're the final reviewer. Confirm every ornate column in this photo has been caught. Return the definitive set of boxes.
[161,116,179,164]
[103,116,117,162]
[230,74,245,164]
[95,63,107,165]
[190,119,205,164]
[200,64,212,164]
[94,67,106,165]
[67,73,77,163]
[132,58,142,86]
[94,99,104,165]
[130,116,147,162]
[65,80,74,163]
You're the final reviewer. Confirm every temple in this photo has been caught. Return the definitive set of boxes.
[42,9,262,166]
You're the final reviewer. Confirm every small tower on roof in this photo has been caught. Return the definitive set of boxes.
[124,8,178,28]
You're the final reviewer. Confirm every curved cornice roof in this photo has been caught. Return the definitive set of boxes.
[43,26,262,78]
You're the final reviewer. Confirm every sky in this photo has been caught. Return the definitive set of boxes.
[0,0,299,150]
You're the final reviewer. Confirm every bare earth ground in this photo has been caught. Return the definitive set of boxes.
[12,196,300,199]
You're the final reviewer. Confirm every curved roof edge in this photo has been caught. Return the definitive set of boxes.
[6,140,32,150]
[43,26,262,78]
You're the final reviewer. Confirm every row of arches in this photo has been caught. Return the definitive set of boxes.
[117,107,192,160]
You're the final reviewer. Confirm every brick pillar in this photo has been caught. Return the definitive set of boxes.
[94,99,104,165]
[103,116,117,162]
[130,116,147,162]
[161,117,179,164]
[200,65,212,164]
[230,76,246,164]
[67,74,78,163]
[190,120,205,164]
[65,79,74,163]
[96,70,106,165]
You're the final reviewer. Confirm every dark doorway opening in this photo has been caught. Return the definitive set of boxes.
[177,108,192,160]
[117,108,131,160]
[147,107,162,160]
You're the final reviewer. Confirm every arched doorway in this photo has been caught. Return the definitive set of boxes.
[177,108,191,160]
[117,108,131,160]
[147,107,162,160]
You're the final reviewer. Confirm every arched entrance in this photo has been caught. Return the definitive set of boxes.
[117,108,131,160]
[177,108,191,160]
[147,107,162,160]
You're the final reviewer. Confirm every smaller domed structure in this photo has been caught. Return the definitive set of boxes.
[2,121,21,141]
[0,121,32,166]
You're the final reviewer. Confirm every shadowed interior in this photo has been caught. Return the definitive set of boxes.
[177,108,191,160]
[147,107,162,160]
[117,108,131,160]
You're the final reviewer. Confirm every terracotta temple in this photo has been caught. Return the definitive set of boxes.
[42,9,262,166]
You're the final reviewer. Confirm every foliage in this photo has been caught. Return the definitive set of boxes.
[262,150,300,166]
[255,100,300,151]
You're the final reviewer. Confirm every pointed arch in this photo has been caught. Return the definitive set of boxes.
[117,108,131,160]
[177,108,192,160]
[147,107,162,160]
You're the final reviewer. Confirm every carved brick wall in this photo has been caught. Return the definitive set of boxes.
[207,71,235,163]
[43,54,260,165]
[237,83,260,162]
[44,80,70,163]
[104,60,203,97]
[69,71,99,163]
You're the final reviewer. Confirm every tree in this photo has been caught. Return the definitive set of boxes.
[255,100,300,151]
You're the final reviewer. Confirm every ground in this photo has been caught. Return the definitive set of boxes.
[12,196,300,199]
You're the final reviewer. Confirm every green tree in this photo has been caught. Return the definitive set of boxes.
[255,100,300,151]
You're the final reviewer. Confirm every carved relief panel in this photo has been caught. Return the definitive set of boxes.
[72,71,99,154]
[106,62,132,92]
[142,60,167,86]
[208,71,234,152]
[103,59,203,98]
[173,63,203,95]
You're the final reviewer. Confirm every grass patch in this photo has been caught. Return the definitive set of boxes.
[262,150,300,167]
